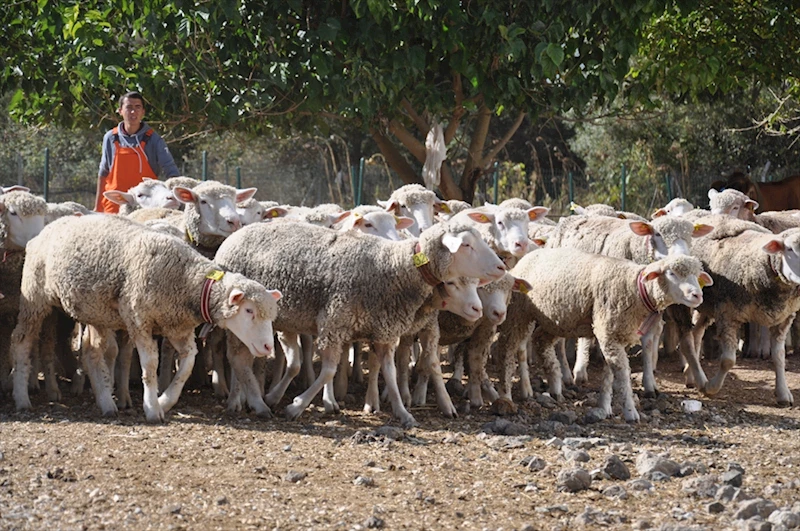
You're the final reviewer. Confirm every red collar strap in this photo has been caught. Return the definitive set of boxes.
[414,242,442,287]
[199,270,225,340]
[1,248,23,263]
[637,271,661,336]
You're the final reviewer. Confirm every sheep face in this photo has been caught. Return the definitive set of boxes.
[709,188,758,220]
[490,207,531,257]
[219,276,282,358]
[764,230,800,284]
[439,277,483,322]
[174,183,255,237]
[642,256,711,309]
[342,211,413,241]
[130,179,179,209]
[0,192,47,248]
[477,285,508,325]
[236,198,264,226]
[379,184,437,236]
[438,226,506,282]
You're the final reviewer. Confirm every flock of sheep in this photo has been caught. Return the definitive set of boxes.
[1,176,799,429]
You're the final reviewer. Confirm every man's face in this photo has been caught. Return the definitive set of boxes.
[118,97,145,128]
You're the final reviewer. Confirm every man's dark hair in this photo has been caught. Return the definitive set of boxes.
[118,91,145,109]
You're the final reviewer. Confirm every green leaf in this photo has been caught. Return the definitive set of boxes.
[545,43,564,67]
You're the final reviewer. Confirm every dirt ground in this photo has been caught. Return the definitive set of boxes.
[2,352,800,531]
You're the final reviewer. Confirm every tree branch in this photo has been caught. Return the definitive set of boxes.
[444,74,466,144]
[438,163,463,201]
[370,127,423,186]
[388,119,426,163]
[483,110,526,162]
[401,99,429,133]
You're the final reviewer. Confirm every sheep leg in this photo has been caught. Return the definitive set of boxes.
[447,344,465,391]
[771,317,794,406]
[158,339,176,394]
[597,359,614,419]
[82,325,118,417]
[663,317,680,360]
[392,337,413,407]
[267,343,286,395]
[0,324,11,393]
[682,312,710,390]
[519,337,536,399]
[363,347,382,414]
[641,316,664,398]
[157,332,197,413]
[211,346,229,398]
[597,339,639,422]
[130,333,165,422]
[39,314,61,402]
[791,312,800,357]
[285,343,342,421]
[531,329,563,401]
[375,341,417,428]
[265,332,302,407]
[554,338,573,387]
[704,321,739,396]
[334,345,349,400]
[115,331,134,409]
[758,325,772,361]
[351,341,364,384]
[11,306,49,410]
[253,356,268,397]
[226,333,271,416]
[419,325,456,417]
[300,333,316,389]
[572,337,593,385]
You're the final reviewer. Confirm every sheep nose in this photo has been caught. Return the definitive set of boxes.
[493,309,506,322]
[263,344,273,355]
[228,217,241,231]
[514,240,528,252]
[471,305,482,315]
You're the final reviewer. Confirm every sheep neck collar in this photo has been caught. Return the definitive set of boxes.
[413,242,442,287]
[199,270,225,341]
[636,271,660,336]
[769,254,794,286]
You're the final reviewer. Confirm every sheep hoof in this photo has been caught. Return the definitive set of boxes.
[399,415,419,429]
[643,390,658,399]
[255,407,273,418]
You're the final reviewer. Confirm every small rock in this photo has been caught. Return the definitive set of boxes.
[545,437,564,448]
[628,479,654,492]
[550,410,577,425]
[723,470,744,488]
[284,471,307,483]
[679,462,708,477]
[374,426,404,440]
[603,485,628,499]
[562,448,590,463]
[557,467,592,492]
[733,489,756,503]
[490,397,518,416]
[707,502,726,514]
[734,499,778,520]
[353,476,375,487]
[521,526,536,531]
[768,510,800,529]
[483,435,531,450]
[644,471,671,482]
[216,496,228,505]
[633,519,654,530]
[480,418,528,436]
[584,408,607,424]
[636,451,680,478]
[716,485,737,502]
[737,520,773,531]
[536,393,557,409]
[603,455,631,480]
[164,504,182,515]
[591,468,611,481]
[763,484,784,497]
[682,474,720,498]
[364,516,385,529]
[728,463,746,474]
[520,456,547,472]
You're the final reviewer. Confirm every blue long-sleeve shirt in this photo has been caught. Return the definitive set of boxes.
[98,122,180,178]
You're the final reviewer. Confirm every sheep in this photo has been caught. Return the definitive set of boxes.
[0,190,48,393]
[653,198,694,218]
[378,183,446,236]
[164,175,201,190]
[509,249,710,421]
[545,215,713,396]
[681,222,800,406]
[45,201,91,224]
[337,205,415,241]
[434,199,472,222]
[213,218,506,426]
[433,273,531,408]
[11,214,282,421]
[236,198,281,226]
[103,177,180,215]
[569,202,648,222]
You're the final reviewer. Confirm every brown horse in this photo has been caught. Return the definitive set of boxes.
[719,171,800,212]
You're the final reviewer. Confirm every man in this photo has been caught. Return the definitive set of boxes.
[95,91,180,213]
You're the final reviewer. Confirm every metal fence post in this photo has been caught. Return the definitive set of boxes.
[665,173,673,200]
[568,171,574,205]
[357,157,365,206]
[43,147,49,202]
[236,167,242,189]
[620,164,627,212]
[202,150,208,181]
[492,161,499,204]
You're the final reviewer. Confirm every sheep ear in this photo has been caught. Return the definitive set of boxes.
[395,216,415,230]
[332,211,352,227]
[467,211,494,224]
[441,233,464,253]
[746,199,759,212]
[380,199,399,214]
[652,208,667,218]
[263,207,287,220]
[267,289,282,301]
[433,201,451,214]
[228,288,245,306]
[527,206,549,221]
[629,221,654,236]
[692,224,714,237]
[531,237,547,247]
[1,185,30,194]
[103,190,134,206]
[763,240,785,254]
[708,188,719,200]
[235,188,258,203]
[643,271,661,281]
[698,272,713,288]
[512,277,532,294]
[173,186,197,205]
[142,177,156,182]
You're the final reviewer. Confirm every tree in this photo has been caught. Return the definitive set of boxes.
[1,0,686,201]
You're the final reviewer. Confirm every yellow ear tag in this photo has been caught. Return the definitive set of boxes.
[479,214,490,222]
[206,270,225,281]
[569,202,578,211]
[270,210,280,218]
[353,212,362,219]
[698,276,707,288]
[693,224,701,231]
[515,281,529,294]
[440,204,452,214]
[413,252,430,268]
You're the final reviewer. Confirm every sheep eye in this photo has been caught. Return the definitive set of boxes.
[246,308,254,314]
[9,211,17,216]
[364,223,373,228]
[200,199,208,205]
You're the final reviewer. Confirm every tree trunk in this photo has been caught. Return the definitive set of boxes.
[370,128,423,186]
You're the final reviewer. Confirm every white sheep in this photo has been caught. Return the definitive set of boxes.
[103,177,180,214]
[378,183,446,236]
[236,199,281,226]
[337,205,414,241]
[11,214,282,421]
[45,201,92,224]
[509,249,709,421]
[214,218,506,426]
[652,198,694,218]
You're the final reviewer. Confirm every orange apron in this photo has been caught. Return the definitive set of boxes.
[100,127,156,213]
